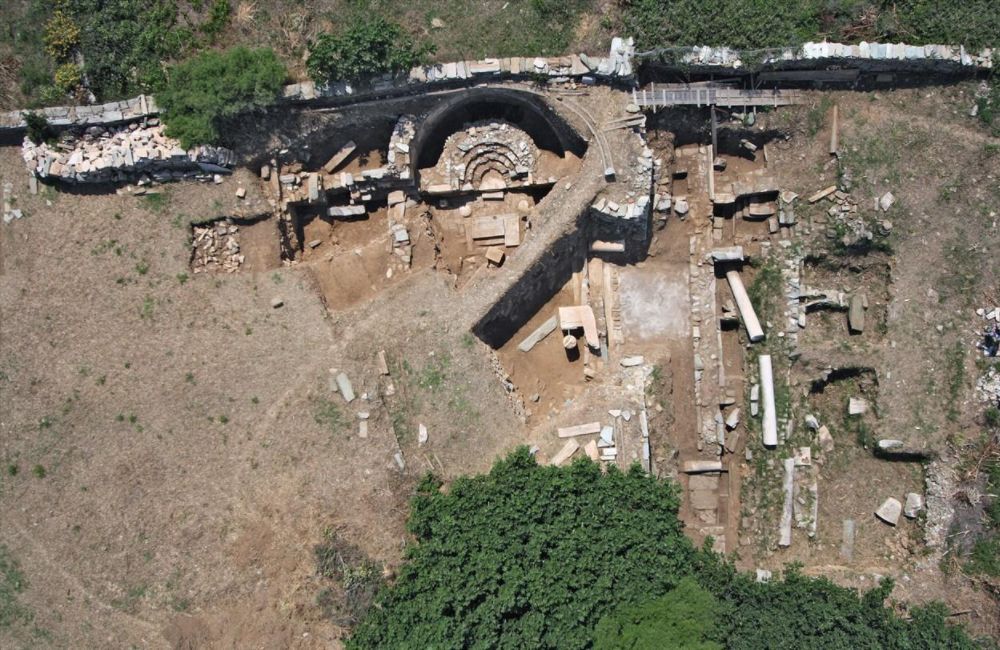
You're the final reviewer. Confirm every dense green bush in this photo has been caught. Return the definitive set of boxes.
[156,47,285,148]
[347,449,978,649]
[306,15,433,83]
[70,0,190,99]
[594,578,722,649]
[348,449,696,649]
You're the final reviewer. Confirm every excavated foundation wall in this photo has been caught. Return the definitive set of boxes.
[472,217,588,349]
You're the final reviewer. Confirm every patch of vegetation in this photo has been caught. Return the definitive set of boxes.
[0,545,32,629]
[747,256,782,328]
[621,1,999,52]
[67,0,190,99]
[314,398,344,434]
[157,46,286,148]
[977,75,1000,137]
[350,451,979,648]
[938,230,983,307]
[200,0,231,39]
[142,192,170,213]
[806,95,833,137]
[306,14,433,83]
[966,537,1000,577]
[314,530,383,627]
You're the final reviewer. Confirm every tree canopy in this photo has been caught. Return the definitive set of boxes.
[346,449,979,649]
[156,46,285,148]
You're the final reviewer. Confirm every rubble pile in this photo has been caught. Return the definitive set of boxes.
[976,307,1000,357]
[386,115,416,179]
[589,145,655,245]
[22,122,235,184]
[821,189,879,246]
[191,220,245,273]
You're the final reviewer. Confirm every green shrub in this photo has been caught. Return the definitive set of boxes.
[306,15,433,83]
[42,9,80,61]
[594,578,722,649]
[24,112,54,145]
[347,449,978,649]
[53,62,82,94]
[156,47,286,148]
[201,0,231,38]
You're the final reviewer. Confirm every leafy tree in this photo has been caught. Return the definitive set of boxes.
[348,449,697,649]
[156,46,286,148]
[346,450,979,649]
[69,0,189,99]
[594,578,722,649]
[306,15,433,83]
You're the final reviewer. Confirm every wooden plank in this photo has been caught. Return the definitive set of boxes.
[557,421,602,438]
[550,439,580,466]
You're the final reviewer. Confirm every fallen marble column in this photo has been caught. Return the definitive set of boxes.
[725,269,764,342]
[759,354,778,447]
[779,457,795,547]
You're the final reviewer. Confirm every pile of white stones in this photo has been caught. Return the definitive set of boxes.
[22,122,235,184]
[191,220,244,273]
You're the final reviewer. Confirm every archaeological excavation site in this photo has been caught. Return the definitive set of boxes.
[1,4,999,647]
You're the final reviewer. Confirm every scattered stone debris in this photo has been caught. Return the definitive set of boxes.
[191,220,244,273]
[779,458,795,547]
[817,425,835,453]
[336,372,356,403]
[551,439,580,466]
[878,191,895,212]
[875,497,902,525]
[848,293,866,333]
[557,422,602,438]
[848,397,868,415]
[841,519,855,560]
[418,423,428,446]
[270,297,283,309]
[904,492,924,518]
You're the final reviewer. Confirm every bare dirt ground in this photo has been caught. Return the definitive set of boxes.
[0,142,524,647]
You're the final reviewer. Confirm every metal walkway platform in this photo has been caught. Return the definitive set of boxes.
[632,85,802,109]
